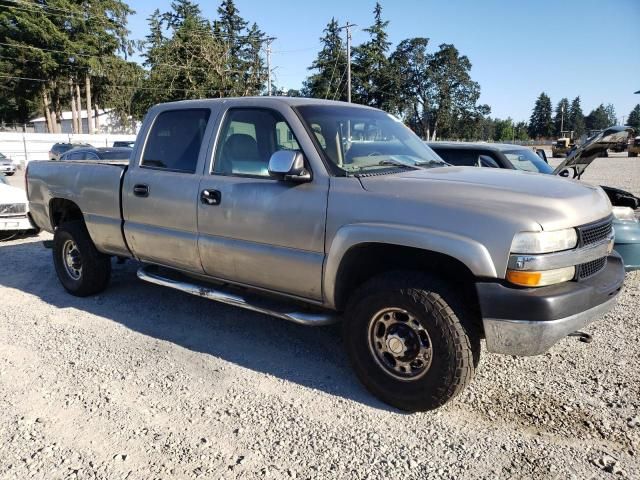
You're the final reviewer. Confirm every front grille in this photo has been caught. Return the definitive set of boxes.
[0,203,26,216]
[577,217,613,246]
[577,257,607,279]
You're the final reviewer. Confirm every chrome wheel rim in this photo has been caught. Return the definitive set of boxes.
[367,308,433,381]
[62,239,82,280]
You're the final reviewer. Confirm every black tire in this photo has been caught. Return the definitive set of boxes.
[5,172,14,176]
[630,152,638,157]
[53,221,111,296]
[343,272,480,412]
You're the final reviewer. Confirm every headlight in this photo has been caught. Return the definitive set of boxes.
[612,206,639,223]
[511,228,578,254]
[506,266,576,287]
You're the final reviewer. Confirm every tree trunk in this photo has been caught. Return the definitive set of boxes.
[75,83,83,134]
[94,104,100,132]
[85,74,94,134]
[43,89,53,133]
[69,78,78,134]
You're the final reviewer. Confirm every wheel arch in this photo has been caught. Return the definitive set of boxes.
[324,224,497,311]
[49,197,84,229]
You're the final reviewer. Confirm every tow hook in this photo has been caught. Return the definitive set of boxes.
[568,331,593,343]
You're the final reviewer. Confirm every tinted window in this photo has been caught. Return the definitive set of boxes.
[432,148,480,167]
[142,109,210,173]
[63,151,84,160]
[98,150,131,160]
[214,109,301,177]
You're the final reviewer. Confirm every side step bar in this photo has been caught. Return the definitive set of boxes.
[137,265,339,326]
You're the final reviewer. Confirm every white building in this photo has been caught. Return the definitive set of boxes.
[30,109,140,134]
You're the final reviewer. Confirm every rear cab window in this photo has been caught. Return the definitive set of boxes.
[142,109,211,173]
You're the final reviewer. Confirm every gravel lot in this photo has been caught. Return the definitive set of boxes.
[1,156,639,479]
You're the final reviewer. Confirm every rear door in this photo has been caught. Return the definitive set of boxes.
[123,107,214,273]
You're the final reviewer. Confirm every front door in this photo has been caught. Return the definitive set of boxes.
[197,107,329,300]
[123,108,212,273]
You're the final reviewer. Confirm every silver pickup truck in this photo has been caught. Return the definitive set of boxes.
[27,97,625,411]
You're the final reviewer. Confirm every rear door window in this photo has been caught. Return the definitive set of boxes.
[142,109,211,173]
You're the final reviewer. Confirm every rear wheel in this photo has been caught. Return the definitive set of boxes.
[53,221,111,296]
[630,152,638,157]
[343,272,480,411]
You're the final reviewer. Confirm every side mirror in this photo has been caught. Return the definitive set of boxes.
[268,150,311,182]
[478,155,499,168]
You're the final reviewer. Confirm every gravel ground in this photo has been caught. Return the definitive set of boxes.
[1,157,639,479]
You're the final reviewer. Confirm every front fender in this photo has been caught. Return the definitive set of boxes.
[323,223,498,309]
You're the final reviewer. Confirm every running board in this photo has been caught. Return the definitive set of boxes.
[137,265,338,326]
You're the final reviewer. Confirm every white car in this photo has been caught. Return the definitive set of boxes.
[0,153,16,176]
[0,175,37,239]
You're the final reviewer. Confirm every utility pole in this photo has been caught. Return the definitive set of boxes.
[265,37,276,96]
[560,104,564,134]
[339,22,356,103]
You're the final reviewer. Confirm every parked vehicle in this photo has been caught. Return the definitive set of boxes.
[629,136,640,157]
[551,137,575,157]
[58,146,132,162]
[26,98,625,411]
[0,175,38,240]
[49,142,93,161]
[0,152,16,176]
[112,140,135,148]
[428,127,640,270]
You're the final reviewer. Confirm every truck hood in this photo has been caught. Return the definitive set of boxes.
[553,125,634,178]
[358,166,612,231]
[0,182,27,204]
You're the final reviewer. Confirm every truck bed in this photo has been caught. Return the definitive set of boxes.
[27,160,131,257]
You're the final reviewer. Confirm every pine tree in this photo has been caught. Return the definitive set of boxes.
[627,104,640,133]
[528,92,553,139]
[585,104,609,131]
[568,96,585,137]
[553,98,569,136]
[301,18,347,100]
[352,2,392,108]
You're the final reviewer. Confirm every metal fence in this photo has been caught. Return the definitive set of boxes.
[0,132,137,166]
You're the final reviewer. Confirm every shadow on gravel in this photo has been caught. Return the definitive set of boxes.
[0,238,395,412]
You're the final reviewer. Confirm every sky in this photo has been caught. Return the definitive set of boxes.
[126,0,640,122]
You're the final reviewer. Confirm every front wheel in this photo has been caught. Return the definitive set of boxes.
[343,272,480,411]
[53,221,111,296]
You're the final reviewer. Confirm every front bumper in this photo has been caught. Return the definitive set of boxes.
[477,253,625,356]
[0,215,35,231]
[0,165,15,173]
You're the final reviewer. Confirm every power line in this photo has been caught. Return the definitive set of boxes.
[0,73,239,94]
[4,1,121,26]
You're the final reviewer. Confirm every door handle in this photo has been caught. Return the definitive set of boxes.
[133,184,149,197]
[201,189,221,206]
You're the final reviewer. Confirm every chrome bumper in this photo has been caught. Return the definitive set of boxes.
[483,296,617,356]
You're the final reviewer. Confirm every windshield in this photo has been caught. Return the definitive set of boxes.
[295,105,446,175]
[503,149,554,174]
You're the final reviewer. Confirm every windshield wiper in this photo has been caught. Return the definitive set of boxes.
[376,159,417,169]
[414,160,448,167]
